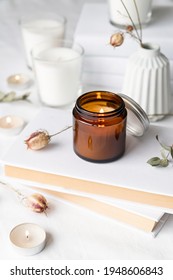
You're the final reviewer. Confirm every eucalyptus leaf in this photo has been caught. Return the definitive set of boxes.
[160,149,167,159]
[171,146,173,159]
[147,135,173,168]
[0,91,5,100]
[160,158,169,167]
[0,90,30,102]
[14,92,30,101]
[1,91,16,102]
[147,157,161,166]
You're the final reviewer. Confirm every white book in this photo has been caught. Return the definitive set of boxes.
[1,107,173,212]
[0,178,168,235]
[30,186,169,236]
[74,3,173,59]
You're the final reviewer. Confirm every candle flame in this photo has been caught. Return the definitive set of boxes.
[15,75,21,81]
[25,230,30,239]
[99,108,104,113]
[6,116,12,124]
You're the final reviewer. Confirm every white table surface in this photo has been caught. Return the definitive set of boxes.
[0,0,173,260]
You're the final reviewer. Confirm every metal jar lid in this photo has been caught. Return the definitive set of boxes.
[119,93,150,137]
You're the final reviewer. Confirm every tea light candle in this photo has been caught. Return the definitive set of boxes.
[0,115,25,136]
[9,223,46,256]
[7,74,32,90]
[73,91,127,162]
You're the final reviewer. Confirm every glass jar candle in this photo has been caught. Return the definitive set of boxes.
[73,91,127,162]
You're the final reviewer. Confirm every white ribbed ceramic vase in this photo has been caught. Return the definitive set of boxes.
[123,43,171,121]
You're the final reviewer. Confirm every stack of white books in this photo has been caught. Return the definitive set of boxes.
[1,107,173,236]
[74,2,173,92]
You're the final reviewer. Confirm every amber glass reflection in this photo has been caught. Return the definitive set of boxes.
[73,91,127,163]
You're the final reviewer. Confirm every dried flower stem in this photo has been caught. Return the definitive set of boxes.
[120,0,142,45]
[25,125,72,150]
[49,125,72,138]
[133,0,142,42]
[0,180,48,214]
[0,180,24,200]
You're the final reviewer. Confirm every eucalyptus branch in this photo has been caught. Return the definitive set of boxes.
[0,91,31,103]
[147,135,173,167]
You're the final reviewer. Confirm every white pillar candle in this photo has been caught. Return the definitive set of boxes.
[21,16,66,68]
[32,41,83,107]
[108,0,152,27]
[9,223,46,256]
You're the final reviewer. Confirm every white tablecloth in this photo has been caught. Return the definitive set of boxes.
[0,0,173,260]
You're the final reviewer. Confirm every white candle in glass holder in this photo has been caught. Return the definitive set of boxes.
[32,41,83,107]
[21,16,66,68]
[108,0,152,27]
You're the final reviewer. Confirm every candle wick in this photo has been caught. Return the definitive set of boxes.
[25,230,30,240]
[100,108,104,113]
[6,116,12,124]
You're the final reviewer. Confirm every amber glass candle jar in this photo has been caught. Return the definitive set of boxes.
[73,91,127,162]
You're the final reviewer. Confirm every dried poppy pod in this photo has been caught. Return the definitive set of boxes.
[25,130,50,150]
[126,25,134,32]
[24,193,48,213]
[24,126,72,150]
[110,32,124,47]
